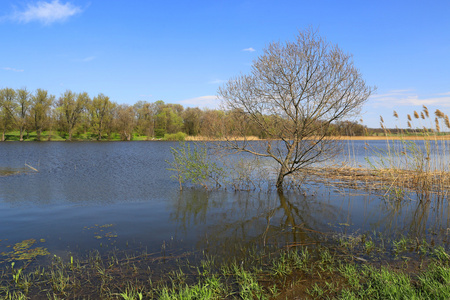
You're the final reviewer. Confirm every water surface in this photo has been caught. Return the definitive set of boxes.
[0,141,448,263]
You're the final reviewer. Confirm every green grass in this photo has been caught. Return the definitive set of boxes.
[0,237,448,299]
[2,130,188,141]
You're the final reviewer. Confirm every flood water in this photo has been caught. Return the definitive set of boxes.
[0,141,449,264]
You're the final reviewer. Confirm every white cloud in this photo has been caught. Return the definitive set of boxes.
[2,67,24,72]
[369,90,450,108]
[242,47,255,52]
[208,79,226,84]
[178,95,220,109]
[11,0,83,25]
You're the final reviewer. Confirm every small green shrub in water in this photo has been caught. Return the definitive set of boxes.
[166,142,225,190]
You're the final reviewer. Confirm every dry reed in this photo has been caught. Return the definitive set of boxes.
[305,107,450,201]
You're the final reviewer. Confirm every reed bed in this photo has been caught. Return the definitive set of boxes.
[302,166,450,197]
[300,106,450,201]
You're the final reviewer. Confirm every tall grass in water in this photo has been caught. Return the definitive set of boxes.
[366,106,450,200]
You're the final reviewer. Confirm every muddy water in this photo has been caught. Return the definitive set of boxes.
[0,141,448,263]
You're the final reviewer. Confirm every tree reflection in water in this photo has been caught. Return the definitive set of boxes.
[169,187,450,259]
[169,189,342,258]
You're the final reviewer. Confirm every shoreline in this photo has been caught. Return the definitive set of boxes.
[1,134,450,142]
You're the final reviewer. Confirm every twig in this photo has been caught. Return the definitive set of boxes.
[25,163,39,172]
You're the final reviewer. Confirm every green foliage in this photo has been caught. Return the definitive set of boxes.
[163,132,186,141]
[154,128,166,138]
[166,142,224,190]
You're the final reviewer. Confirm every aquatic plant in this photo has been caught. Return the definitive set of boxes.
[0,235,448,299]
[166,142,225,190]
[0,239,49,262]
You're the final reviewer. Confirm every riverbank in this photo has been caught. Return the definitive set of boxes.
[3,129,450,142]
[335,135,450,141]
[1,234,449,299]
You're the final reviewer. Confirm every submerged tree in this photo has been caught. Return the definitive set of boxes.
[218,28,374,192]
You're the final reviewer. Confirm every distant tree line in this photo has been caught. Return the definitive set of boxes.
[0,87,369,141]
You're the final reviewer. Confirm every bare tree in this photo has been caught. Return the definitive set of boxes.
[218,28,374,192]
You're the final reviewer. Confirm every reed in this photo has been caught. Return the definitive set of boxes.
[366,106,450,200]
[304,107,450,200]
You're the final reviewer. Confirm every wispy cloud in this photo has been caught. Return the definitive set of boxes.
[2,67,24,72]
[208,79,226,84]
[10,0,83,25]
[370,90,450,107]
[76,56,96,62]
[178,95,220,109]
[242,47,255,52]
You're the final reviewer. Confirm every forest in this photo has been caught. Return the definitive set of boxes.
[0,87,369,141]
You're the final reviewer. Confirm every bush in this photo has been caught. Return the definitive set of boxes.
[163,132,186,141]
[166,142,224,190]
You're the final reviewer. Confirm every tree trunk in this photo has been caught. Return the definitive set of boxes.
[19,127,24,142]
[276,167,286,192]
[276,148,294,192]
[36,128,41,141]
[68,128,73,141]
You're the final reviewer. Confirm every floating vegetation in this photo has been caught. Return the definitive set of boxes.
[0,168,26,177]
[105,232,118,238]
[83,224,118,241]
[0,239,49,262]
[0,165,38,177]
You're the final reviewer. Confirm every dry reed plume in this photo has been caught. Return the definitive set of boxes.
[303,106,450,201]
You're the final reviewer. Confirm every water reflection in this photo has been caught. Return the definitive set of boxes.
[170,190,350,256]
[169,187,450,257]
[0,142,448,263]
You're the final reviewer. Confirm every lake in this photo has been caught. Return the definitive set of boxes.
[0,140,448,264]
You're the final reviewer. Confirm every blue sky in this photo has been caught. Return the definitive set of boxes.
[1,0,450,128]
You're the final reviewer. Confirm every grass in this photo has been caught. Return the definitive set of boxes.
[2,130,157,142]
[0,234,449,299]
[5,129,449,143]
